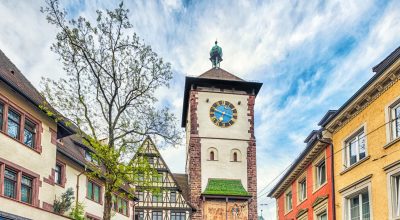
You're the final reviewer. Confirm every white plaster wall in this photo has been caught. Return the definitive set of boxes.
[0,84,59,209]
[194,91,251,192]
[0,196,70,219]
[196,92,251,140]
[56,157,132,220]
[0,85,131,220]
[200,138,248,191]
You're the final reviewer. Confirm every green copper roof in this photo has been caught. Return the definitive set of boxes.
[203,179,250,197]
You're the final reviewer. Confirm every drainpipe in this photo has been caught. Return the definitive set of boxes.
[75,167,86,209]
[317,134,336,220]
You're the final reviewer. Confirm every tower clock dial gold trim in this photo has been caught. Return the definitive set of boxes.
[209,100,237,127]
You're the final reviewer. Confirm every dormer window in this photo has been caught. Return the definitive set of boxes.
[85,150,98,164]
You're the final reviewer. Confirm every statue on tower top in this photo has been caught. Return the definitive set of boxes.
[210,41,223,68]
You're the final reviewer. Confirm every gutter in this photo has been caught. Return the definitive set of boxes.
[317,134,336,220]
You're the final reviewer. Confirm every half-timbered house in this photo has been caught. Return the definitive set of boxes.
[133,137,193,220]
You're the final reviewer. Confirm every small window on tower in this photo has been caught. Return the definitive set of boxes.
[210,151,215,161]
[230,149,241,162]
[207,147,218,161]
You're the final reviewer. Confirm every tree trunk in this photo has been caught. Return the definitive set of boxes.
[103,188,113,220]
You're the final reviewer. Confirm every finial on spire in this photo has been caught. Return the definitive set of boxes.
[210,41,223,68]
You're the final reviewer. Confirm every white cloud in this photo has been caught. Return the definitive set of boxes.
[1,0,400,217]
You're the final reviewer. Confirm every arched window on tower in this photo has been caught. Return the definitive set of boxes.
[207,147,218,161]
[231,149,242,162]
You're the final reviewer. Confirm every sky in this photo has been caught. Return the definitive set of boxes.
[1,0,400,217]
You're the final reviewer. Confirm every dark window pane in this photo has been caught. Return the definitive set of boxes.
[4,169,17,199]
[55,164,62,184]
[170,191,176,203]
[24,120,36,148]
[93,184,100,202]
[152,211,162,220]
[7,110,20,139]
[0,103,3,130]
[87,181,93,199]
[21,175,32,204]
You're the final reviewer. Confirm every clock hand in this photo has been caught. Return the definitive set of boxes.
[214,109,233,118]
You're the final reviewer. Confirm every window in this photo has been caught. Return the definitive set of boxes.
[113,196,128,216]
[0,100,41,151]
[298,178,307,202]
[135,210,144,220]
[136,191,144,201]
[210,151,215,160]
[230,149,242,162]
[152,211,162,220]
[152,173,163,182]
[87,180,101,203]
[390,102,400,140]
[23,119,36,148]
[170,191,177,203]
[233,152,238,162]
[171,211,185,220]
[7,109,20,139]
[4,169,17,199]
[316,160,326,187]
[55,164,62,185]
[390,173,400,218]
[347,191,370,220]
[0,103,3,130]
[285,190,292,212]
[148,157,154,165]
[152,192,163,202]
[317,211,327,220]
[345,129,366,167]
[21,175,32,204]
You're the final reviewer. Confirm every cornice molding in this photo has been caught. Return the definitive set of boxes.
[327,67,400,133]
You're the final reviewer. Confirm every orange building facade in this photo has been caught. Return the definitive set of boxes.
[269,130,334,220]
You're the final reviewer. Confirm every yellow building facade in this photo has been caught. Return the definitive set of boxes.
[321,46,400,220]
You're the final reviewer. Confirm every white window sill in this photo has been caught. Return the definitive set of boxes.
[384,137,400,149]
[340,156,370,175]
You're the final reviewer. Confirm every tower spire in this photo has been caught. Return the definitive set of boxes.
[209,40,223,68]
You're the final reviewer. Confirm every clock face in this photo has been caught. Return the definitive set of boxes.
[209,100,237,127]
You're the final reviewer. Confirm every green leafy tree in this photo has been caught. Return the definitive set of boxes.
[69,202,85,220]
[40,1,181,219]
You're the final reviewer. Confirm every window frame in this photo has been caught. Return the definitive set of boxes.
[315,158,327,190]
[20,174,33,204]
[152,211,162,220]
[86,179,102,204]
[54,160,66,187]
[313,196,328,220]
[171,211,186,220]
[389,100,400,141]
[152,191,163,203]
[170,191,177,203]
[0,159,39,206]
[386,162,400,220]
[343,125,367,169]
[0,95,42,153]
[284,188,293,214]
[341,177,373,220]
[298,176,307,203]
[112,194,129,216]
